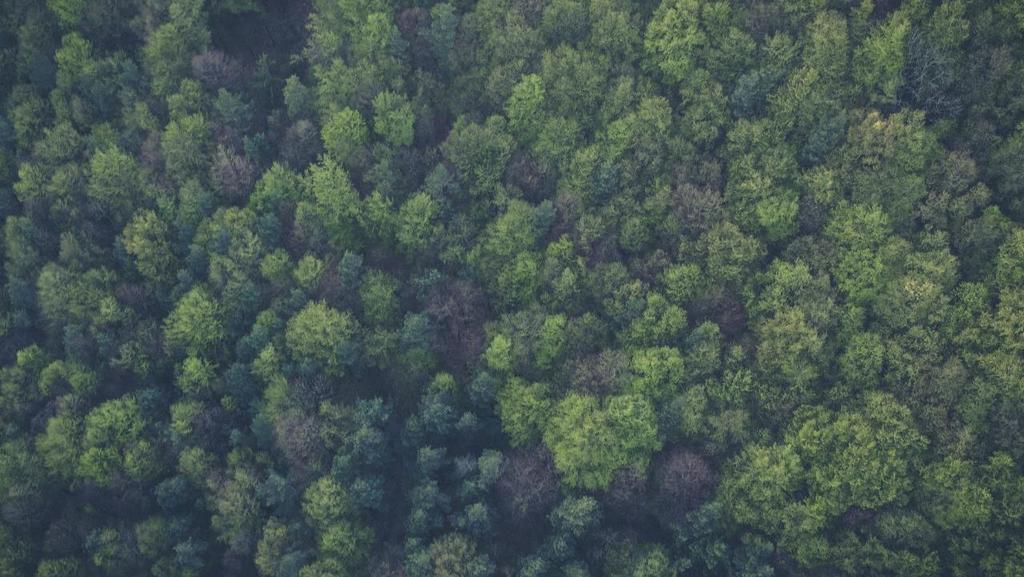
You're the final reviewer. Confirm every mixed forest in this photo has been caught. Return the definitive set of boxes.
[3,0,1024,575]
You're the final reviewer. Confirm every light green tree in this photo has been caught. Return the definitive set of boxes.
[544,394,661,490]
[285,301,360,377]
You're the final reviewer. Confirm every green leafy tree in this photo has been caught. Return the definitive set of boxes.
[442,116,514,198]
[643,0,705,84]
[787,393,926,516]
[534,314,567,370]
[497,379,552,447]
[427,533,493,577]
[322,107,368,166]
[293,254,325,293]
[469,200,549,304]
[301,158,363,251]
[143,0,211,96]
[123,210,178,285]
[852,11,909,105]
[162,113,212,184]
[838,331,885,392]
[303,476,354,529]
[396,192,441,259]
[164,287,225,358]
[79,396,159,485]
[700,221,765,287]
[47,0,87,27]
[506,74,545,141]
[212,465,264,554]
[719,443,803,535]
[371,91,414,147]
[842,110,934,228]
[824,203,895,305]
[544,394,661,490]
[36,411,82,481]
[285,301,360,377]
[359,270,399,327]
[919,457,993,532]
[756,307,823,400]
[622,293,687,347]
[88,147,143,223]
[628,347,685,401]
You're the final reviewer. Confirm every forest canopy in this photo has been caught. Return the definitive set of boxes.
[2,0,1024,576]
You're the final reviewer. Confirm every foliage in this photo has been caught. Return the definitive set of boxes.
[1,1,1023,576]
[544,394,661,490]
[285,301,360,377]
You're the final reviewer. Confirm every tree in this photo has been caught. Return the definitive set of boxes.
[534,314,567,370]
[604,541,674,577]
[919,457,993,532]
[0,524,27,577]
[143,0,210,96]
[622,293,687,348]
[212,465,264,554]
[360,270,399,327]
[249,162,303,215]
[787,393,926,516]
[497,379,552,447]
[285,301,360,378]
[506,74,545,142]
[719,443,802,535]
[468,200,549,304]
[652,447,715,526]
[442,116,514,198]
[700,222,765,287]
[724,119,799,241]
[539,45,608,125]
[88,147,143,223]
[301,158,362,251]
[544,394,661,490]
[0,439,47,531]
[211,145,256,202]
[824,203,894,305]
[47,0,87,28]
[662,263,704,306]
[428,533,493,577]
[838,331,885,392]
[303,476,354,529]
[495,448,560,530]
[628,347,685,402]
[643,0,705,84]
[284,119,322,169]
[427,3,458,65]
[79,395,160,485]
[36,410,82,482]
[163,288,224,360]
[192,49,242,91]
[255,519,294,577]
[371,91,414,147]
[996,229,1024,291]
[841,110,934,228]
[755,307,823,405]
[123,209,178,285]
[162,113,212,184]
[852,11,909,105]
[396,192,441,259]
[314,521,373,574]
[34,557,83,577]
[322,108,368,167]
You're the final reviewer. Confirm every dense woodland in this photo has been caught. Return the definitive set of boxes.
[2,0,1024,575]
